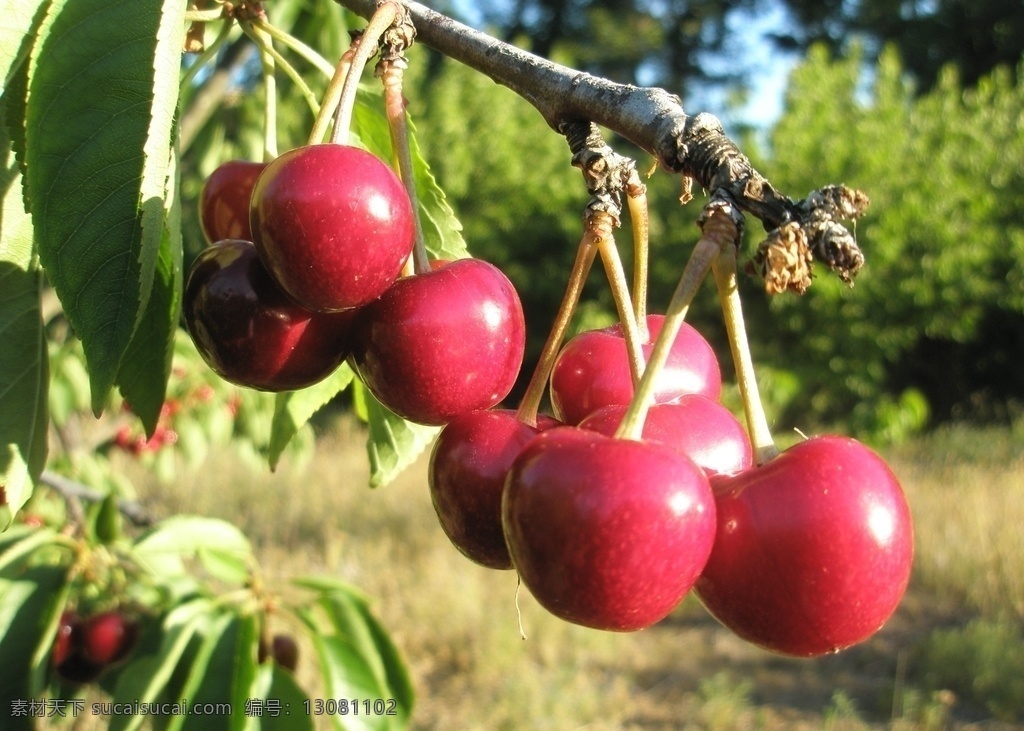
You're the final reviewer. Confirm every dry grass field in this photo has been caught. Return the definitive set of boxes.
[117,416,1024,730]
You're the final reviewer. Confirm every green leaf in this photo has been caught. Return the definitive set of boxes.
[132,516,254,579]
[248,662,315,731]
[0,525,59,574]
[196,546,252,587]
[296,583,413,730]
[316,592,413,725]
[268,364,355,471]
[24,0,186,413]
[352,380,439,489]
[404,115,468,262]
[0,0,49,97]
[164,610,251,731]
[117,147,184,435]
[0,126,47,529]
[351,92,468,262]
[107,598,215,731]
[291,575,370,604]
[94,491,123,545]
[0,563,71,729]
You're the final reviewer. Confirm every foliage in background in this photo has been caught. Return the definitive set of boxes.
[747,45,1024,437]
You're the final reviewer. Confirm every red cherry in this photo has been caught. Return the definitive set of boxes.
[578,395,753,477]
[200,160,268,244]
[429,409,561,569]
[183,240,354,391]
[695,436,914,657]
[550,314,722,425]
[349,258,526,426]
[51,611,78,668]
[502,427,716,631]
[80,611,139,666]
[250,144,415,312]
[52,611,104,684]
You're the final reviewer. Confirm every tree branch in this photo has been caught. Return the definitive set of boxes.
[332,0,868,286]
[40,471,155,528]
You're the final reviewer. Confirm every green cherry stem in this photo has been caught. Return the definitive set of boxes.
[239,21,278,160]
[593,213,646,389]
[613,211,732,441]
[625,174,650,341]
[381,60,430,274]
[516,236,599,427]
[244,22,321,118]
[712,244,779,463]
[330,2,402,145]
[308,40,359,145]
[254,18,337,78]
[179,20,231,93]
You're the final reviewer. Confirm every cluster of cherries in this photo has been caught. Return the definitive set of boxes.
[188,142,913,659]
[51,610,139,684]
[185,144,525,427]
[432,313,913,656]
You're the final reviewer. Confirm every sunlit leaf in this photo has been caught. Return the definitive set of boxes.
[0,126,47,529]
[0,523,58,575]
[316,591,413,725]
[351,90,468,261]
[24,0,185,412]
[351,380,439,489]
[117,146,184,436]
[0,0,49,97]
[296,581,413,730]
[132,516,254,578]
[268,364,355,471]
[163,609,258,731]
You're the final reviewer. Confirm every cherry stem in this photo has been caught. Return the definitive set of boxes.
[625,175,650,340]
[247,25,321,119]
[593,212,646,389]
[330,2,401,145]
[242,21,278,161]
[179,20,231,93]
[613,213,730,441]
[382,60,430,274]
[515,237,599,426]
[712,244,780,463]
[308,40,358,145]
[254,18,336,78]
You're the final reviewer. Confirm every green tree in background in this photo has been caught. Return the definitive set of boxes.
[747,46,1024,436]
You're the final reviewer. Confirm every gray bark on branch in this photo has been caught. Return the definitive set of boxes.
[331,0,868,288]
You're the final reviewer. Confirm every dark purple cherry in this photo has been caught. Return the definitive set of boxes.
[183,240,354,391]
